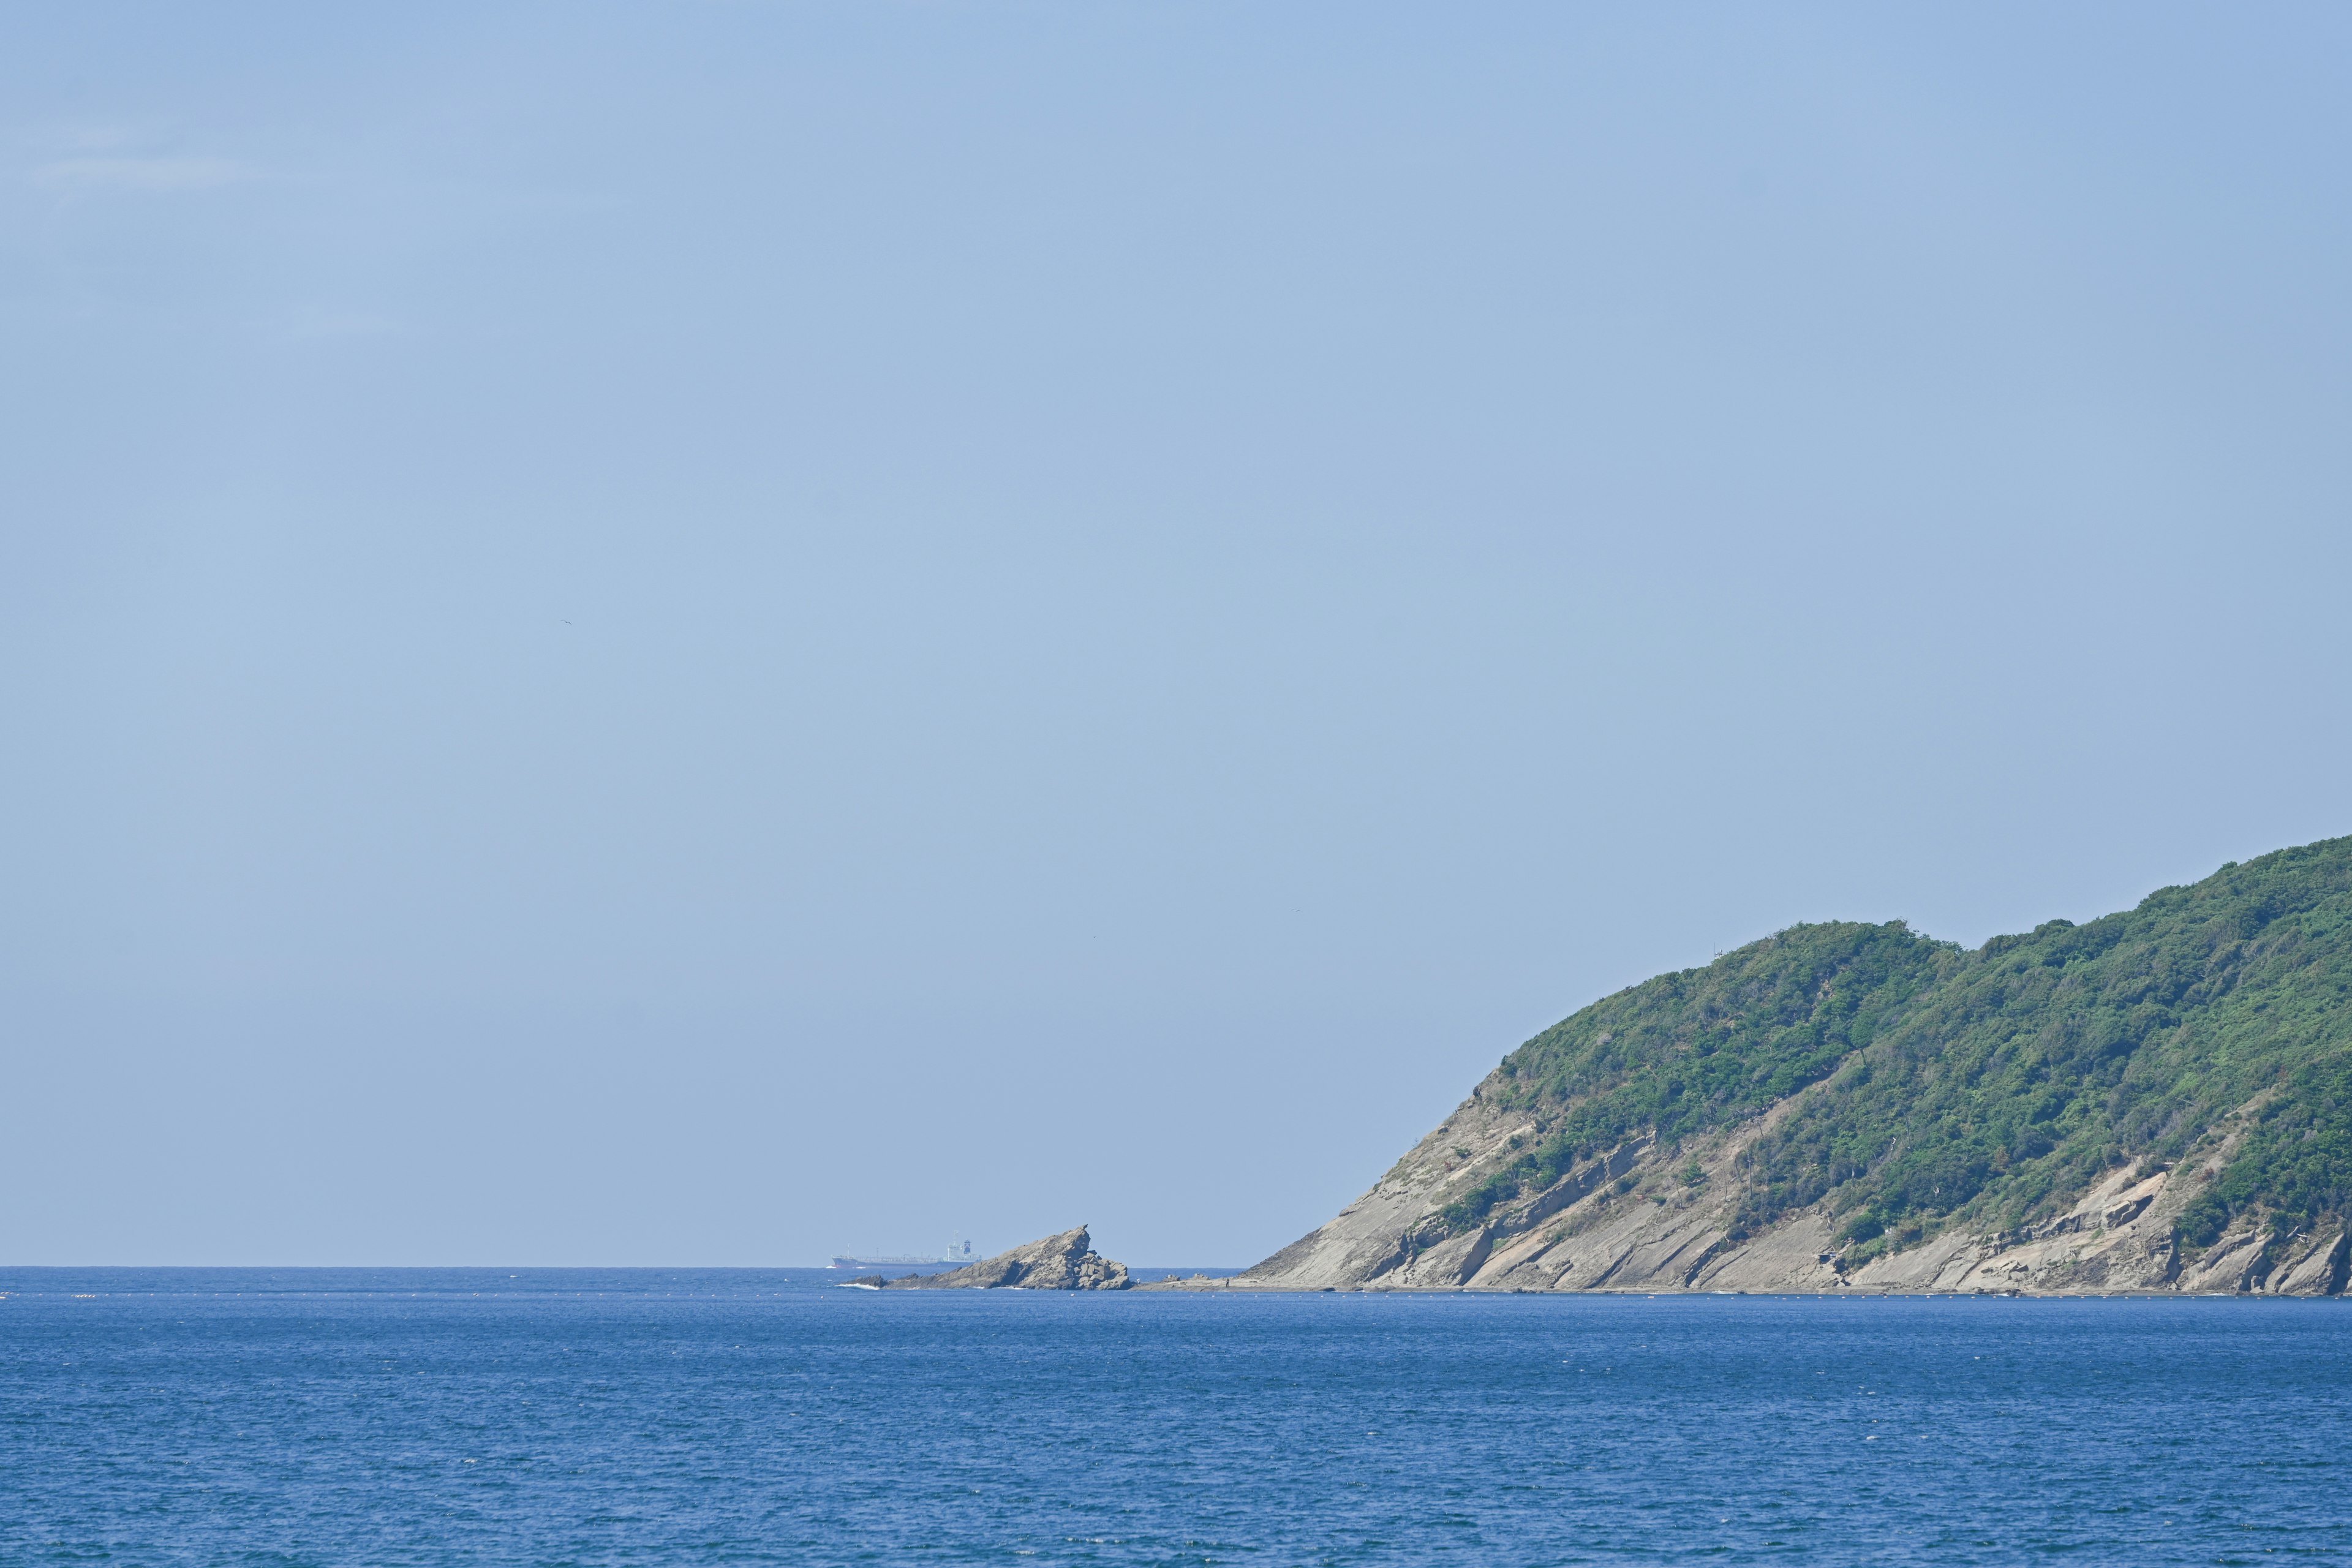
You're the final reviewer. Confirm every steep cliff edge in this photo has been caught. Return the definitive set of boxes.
[1192,837,2352,1296]
[867,1227,1131,1290]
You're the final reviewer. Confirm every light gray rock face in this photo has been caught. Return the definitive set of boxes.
[1147,1076,2345,1297]
[2272,1231,2350,1296]
[1199,1076,1841,1295]
[875,1227,1131,1291]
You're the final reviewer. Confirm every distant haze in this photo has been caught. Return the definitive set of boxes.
[4,3,2348,1265]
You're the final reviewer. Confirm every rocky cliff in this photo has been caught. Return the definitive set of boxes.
[1168,838,2352,1297]
[1194,1093,2350,1296]
[867,1226,1131,1290]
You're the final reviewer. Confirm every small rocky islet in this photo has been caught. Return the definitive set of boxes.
[854,1226,1130,1291]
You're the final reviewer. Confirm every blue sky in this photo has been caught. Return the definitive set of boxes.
[5,3,2350,1264]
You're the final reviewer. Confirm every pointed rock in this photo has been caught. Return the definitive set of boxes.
[878,1226,1131,1290]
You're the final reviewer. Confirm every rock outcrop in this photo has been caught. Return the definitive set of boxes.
[864,1226,1131,1291]
[1147,1090,2346,1298]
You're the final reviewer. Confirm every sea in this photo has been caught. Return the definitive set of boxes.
[3,1267,2346,1565]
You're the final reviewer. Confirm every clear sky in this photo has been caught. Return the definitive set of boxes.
[5,3,2349,1266]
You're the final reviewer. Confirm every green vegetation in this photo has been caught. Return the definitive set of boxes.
[1443,837,2352,1260]
[2175,1052,2352,1250]
[1441,920,1954,1231]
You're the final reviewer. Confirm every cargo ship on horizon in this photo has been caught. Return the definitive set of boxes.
[827,1238,976,1271]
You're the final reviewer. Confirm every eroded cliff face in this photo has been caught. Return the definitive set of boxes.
[875,1226,1131,1291]
[1163,1088,2347,1297]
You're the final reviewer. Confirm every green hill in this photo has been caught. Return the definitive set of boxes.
[1444,837,2352,1276]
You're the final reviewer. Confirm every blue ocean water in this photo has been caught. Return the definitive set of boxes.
[2,1269,2346,1565]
